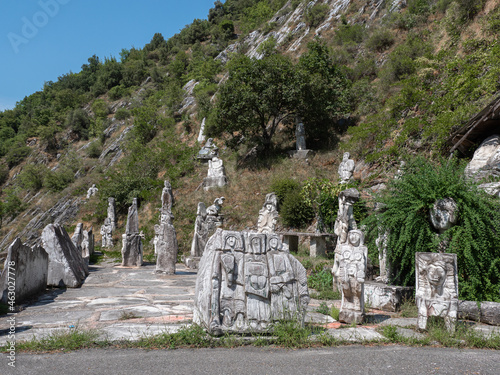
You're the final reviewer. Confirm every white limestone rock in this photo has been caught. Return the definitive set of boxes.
[41,224,88,288]
[0,238,48,304]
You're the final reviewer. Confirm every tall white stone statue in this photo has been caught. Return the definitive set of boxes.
[257,193,279,233]
[100,197,116,248]
[338,230,368,324]
[332,188,360,291]
[121,198,143,267]
[338,152,355,184]
[190,203,209,258]
[86,184,98,199]
[204,148,228,190]
[295,117,307,151]
[197,117,206,143]
[81,227,94,263]
[71,223,84,253]
[155,182,178,275]
[415,252,458,332]
[194,229,309,335]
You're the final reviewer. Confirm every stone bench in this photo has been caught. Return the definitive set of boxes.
[276,231,335,257]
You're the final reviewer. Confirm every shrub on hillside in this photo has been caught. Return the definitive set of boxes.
[305,4,330,28]
[18,164,48,191]
[5,142,31,168]
[363,156,500,302]
[0,163,9,185]
[280,189,315,229]
[366,29,395,52]
[114,108,131,120]
[270,178,301,205]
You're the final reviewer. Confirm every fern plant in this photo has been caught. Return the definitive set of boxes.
[363,156,500,302]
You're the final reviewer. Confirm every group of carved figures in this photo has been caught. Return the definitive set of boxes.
[194,229,309,334]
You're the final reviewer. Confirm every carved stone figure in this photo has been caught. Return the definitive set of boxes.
[338,230,368,324]
[155,186,178,275]
[86,184,98,199]
[295,117,307,151]
[121,198,143,267]
[415,252,458,332]
[190,202,209,258]
[338,152,355,184]
[81,227,94,261]
[0,238,48,304]
[464,134,500,180]
[100,218,113,248]
[41,224,88,287]
[161,180,174,213]
[374,202,390,283]
[198,117,206,143]
[71,223,84,253]
[430,198,458,235]
[332,188,360,291]
[197,137,217,160]
[257,193,279,233]
[206,197,225,231]
[194,230,309,335]
[100,197,116,248]
[107,197,117,231]
[430,197,459,252]
[204,148,228,190]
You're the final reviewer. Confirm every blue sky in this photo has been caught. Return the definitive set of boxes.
[0,0,217,111]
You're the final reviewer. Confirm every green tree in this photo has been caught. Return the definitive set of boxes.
[209,53,299,153]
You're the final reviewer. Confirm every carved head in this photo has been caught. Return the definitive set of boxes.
[430,198,458,234]
[268,236,279,250]
[427,261,447,289]
[348,230,364,247]
[343,152,350,161]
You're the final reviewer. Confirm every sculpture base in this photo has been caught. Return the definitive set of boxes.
[203,177,227,191]
[288,149,314,159]
[184,256,201,269]
[364,281,414,312]
[339,310,364,325]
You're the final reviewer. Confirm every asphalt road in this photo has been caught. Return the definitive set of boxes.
[1,345,499,375]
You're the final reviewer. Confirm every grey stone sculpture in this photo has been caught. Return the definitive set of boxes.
[0,238,48,304]
[41,224,88,288]
[86,184,98,199]
[71,223,84,253]
[197,138,217,160]
[338,152,355,184]
[332,188,360,291]
[100,197,116,248]
[190,202,209,258]
[155,184,179,275]
[81,227,94,263]
[295,117,307,151]
[257,193,279,233]
[415,252,458,332]
[121,198,143,267]
[203,148,228,190]
[194,230,309,335]
[430,197,459,252]
[198,117,206,143]
[464,134,500,180]
[338,230,368,324]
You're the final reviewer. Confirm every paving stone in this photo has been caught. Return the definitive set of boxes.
[327,327,384,342]
[378,317,418,327]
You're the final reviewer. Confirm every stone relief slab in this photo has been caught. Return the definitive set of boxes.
[194,230,309,335]
[415,252,458,332]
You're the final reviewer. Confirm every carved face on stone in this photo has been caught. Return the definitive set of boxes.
[225,235,236,249]
[343,152,350,162]
[430,198,458,233]
[265,203,274,212]
[427,262,447,289]
[269,237,278,250]
[251,237,263,254]
[348,231,361,247]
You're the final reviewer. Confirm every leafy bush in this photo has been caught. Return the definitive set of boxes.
[108,85,131,100]
[0,163,9,185]
[334,23,365,46]
[86,141,102,159]
[114,108,131,120]
[65,109,91,140]
[366,29,395,52]
[18,164,48,190]
[305,3,330,28]
[44,167,75,192]
[91,100,109,119]
[5,142,31,168]
[270,178,301,205]
[363,156,500,302]
[280,189,314,228]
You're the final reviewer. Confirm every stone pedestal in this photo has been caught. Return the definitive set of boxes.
[288,149,314,159]
[364,281,414,312]
[282,235,298,253]
[184,256,201,269]
[155,223,178,275]
[339,309,364,325]
[310,236,326,257]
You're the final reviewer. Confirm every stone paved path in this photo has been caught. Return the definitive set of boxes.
[0,260,498,345]
[0,260,197,344]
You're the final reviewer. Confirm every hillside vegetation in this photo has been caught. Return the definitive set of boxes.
[1,0,499,300]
